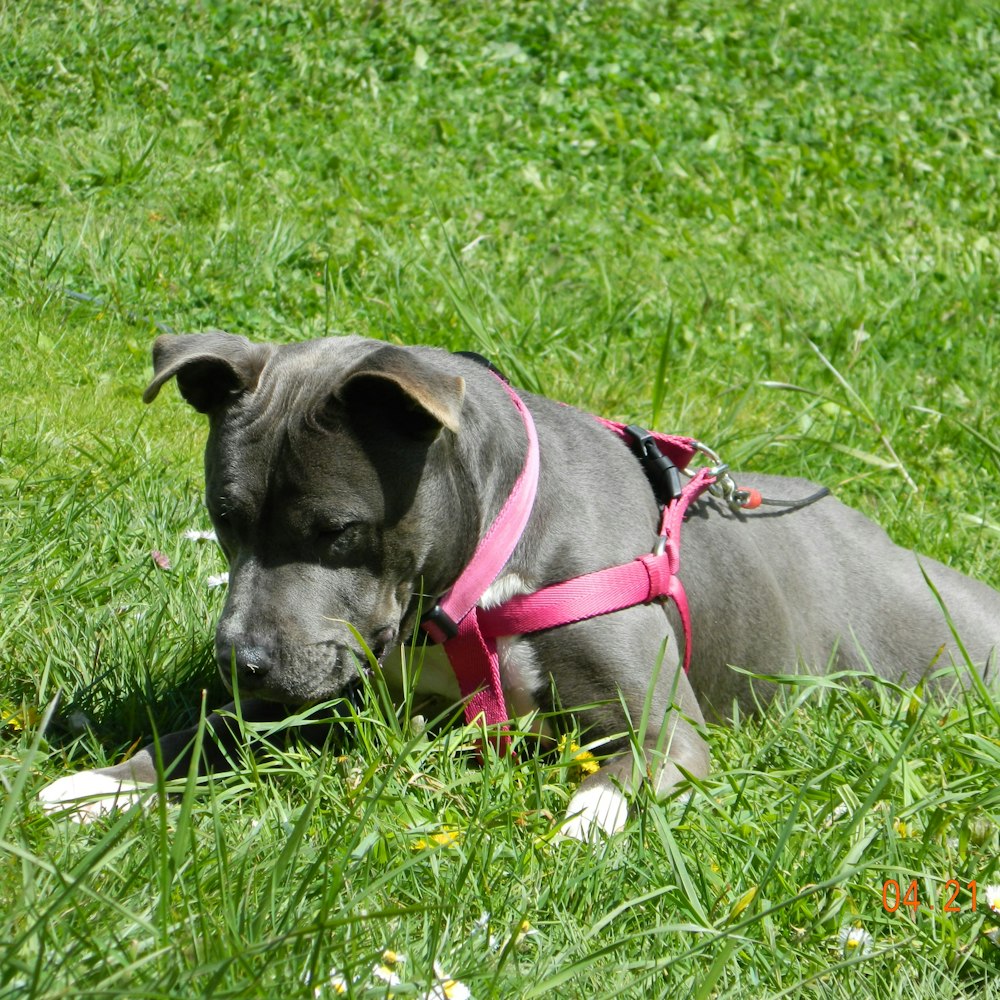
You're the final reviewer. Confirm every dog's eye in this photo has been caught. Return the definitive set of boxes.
[316,522,360,545]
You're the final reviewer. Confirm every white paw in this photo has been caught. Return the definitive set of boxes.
[561,783,629,842]
[37,771,148,823]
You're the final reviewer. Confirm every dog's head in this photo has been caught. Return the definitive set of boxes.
[145,332,472,703]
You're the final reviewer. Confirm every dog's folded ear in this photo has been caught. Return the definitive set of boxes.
[142,332,272,412]
[338,345,465,437]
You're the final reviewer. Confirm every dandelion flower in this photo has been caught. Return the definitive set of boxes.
[572,749,600,777]
[837,924,873,957]
[412,826,461,850]
[557,734,600,778]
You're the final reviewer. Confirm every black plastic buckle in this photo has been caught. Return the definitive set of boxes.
[625,425,683,506]
[421,603,460,642]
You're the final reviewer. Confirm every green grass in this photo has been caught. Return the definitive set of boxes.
[2,0,999,996]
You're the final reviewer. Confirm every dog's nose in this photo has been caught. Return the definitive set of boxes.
[216,640,275,688]
[370,626,397,659]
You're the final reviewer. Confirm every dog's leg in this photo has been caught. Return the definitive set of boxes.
[535,604,710,842]
[38,699,290,822]
[561,711,710,842]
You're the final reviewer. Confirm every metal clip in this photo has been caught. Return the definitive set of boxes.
[684,440,747,512]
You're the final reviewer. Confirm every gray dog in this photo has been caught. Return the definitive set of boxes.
[40,333,1000,839]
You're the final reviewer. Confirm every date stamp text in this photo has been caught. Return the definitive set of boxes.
[882,879,979,914]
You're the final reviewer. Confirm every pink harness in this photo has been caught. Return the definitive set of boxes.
[419,372,719,745]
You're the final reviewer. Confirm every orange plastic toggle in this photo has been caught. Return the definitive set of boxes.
[741,488,762,510]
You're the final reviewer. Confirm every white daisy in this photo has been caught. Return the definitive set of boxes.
[372,964,401,986]
[302,967,349,998]
[512,919,538,946]
[837,924,873,957]
[373,950,406,986]
[424,963,472,999]
[182,529,218,542]
[327,972,349,995]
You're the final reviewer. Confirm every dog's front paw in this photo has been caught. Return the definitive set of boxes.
[38,772,149,823]
[561,783,629,842]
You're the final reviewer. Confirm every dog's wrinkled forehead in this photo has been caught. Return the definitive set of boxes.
[210,338,373,426]
[143,332,465,434]
[143,332,468,530]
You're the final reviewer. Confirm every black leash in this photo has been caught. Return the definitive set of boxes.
[756,488,831,510]
[456,352,831,515]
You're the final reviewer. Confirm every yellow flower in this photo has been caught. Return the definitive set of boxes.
[557,735,601,779]
[1,704,40,733]
[412,826,461,850]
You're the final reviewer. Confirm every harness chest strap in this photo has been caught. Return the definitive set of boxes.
[420,372,715,738]
[421,377,540,643]
[474,467,712,676]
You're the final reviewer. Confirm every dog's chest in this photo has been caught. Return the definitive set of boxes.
[381,573,545,720]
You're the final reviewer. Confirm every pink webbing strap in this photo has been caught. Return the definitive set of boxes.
[476,467,715,675]
[420,377,715,745]
[419,374,539,746]
[595,417,701,473]
[435,613,509,748]
[421,377,540,645]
